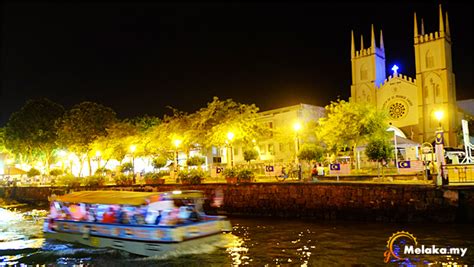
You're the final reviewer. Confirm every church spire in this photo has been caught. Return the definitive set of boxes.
[414,13,418,38]
[421,18,425,35]
[360,35,364,50]
[351,31,355,58]
[380,29,384,50]
[445,12,451,36]
[371,24,376,52]
[439,4,445,33]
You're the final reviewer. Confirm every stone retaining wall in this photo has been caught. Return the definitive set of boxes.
[1,183,472,223]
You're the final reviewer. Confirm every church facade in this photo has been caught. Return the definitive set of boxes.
[350,5,458,146]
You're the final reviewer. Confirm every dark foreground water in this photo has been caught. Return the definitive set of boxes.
[0,207,473,266]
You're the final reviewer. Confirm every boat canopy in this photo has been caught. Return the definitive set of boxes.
[54,190,204,206]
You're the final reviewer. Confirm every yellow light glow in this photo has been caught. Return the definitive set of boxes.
[174,139,182,148]
[227,132,235,141]
[57,150,67,157]
[95,151,101,157]
[130,145,137,153]
[293,122,302,132]
[68,153,75,161]
[434,110,444,122]
[252,139,256,143]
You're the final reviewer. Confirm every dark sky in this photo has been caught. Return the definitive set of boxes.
[1,2,472,126]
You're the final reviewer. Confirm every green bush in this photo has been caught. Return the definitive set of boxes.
[243,149,259,163]
[222,168,237,178]
[143,171,168,184]
[178,169,206,185]
[237,169,254,183]
[119,162,134,173]
[186,156,205,166]
[49,169,63,176]
[114,174,134,186]
[95,167,112,176]
[56,174,81,188]
[27,168,41,178]
[152,156,168,169]
[82,175,105,187]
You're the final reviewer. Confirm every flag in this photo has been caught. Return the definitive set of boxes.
[398,161,411,168]
[329,163,350,175]
[398,160,424,173]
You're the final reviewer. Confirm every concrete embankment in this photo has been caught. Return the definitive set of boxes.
[1,183,473,223]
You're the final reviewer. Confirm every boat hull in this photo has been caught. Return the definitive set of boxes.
[43,218,232,257]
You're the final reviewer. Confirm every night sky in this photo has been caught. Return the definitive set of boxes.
[1,2,472,126]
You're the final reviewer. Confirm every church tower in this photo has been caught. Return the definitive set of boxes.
[414,5,457,146]
[350,25,386,105]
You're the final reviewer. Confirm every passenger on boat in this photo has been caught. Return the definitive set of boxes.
[102,207,116,223]
[188,205,201,222]
[118,207,131,224]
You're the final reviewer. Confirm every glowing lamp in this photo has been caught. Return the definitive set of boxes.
[434,110,444,122]
[227,132,235,141]
[173,139,182,148]
[293,122,302,132]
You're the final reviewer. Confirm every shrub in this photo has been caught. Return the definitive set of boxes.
[222,168,237,178]
[186,156,206,166]
[237,169,254,183]
[297,144,324,162]
[178,169,206,185]
[143,171,168,184]
[114,174,134,186]
[82,175,105,187]
[243,149,259,163]
[152,156,168,169]
[95,167,112,177]
[56,174,81,188]
[49,169,63,176]
[27,168,41,178]
[119,162,134,173]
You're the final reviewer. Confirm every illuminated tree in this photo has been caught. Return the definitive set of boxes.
[4,98,64,172]
[365,137,393,178]
[56,101,116,176]
[191,97,268,148]
[318,99,387,168]
[243,148,259,163]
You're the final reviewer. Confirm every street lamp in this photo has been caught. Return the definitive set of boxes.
[130,145,136,176]
[94,151,102,171]
[227,132,235,168]
[434,110,444,128]
[173,139,182,172]
[433,110,445,186]
[293,122,302,180]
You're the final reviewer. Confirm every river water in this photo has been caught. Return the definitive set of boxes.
[0,207,473,266]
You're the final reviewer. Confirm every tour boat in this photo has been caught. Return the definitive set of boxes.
[43,190,232,256]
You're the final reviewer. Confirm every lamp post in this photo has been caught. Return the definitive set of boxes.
[421,142,434,180]
[433,110,445,186]
[293,122,302,180]
[94,151,102,172]
[130,145,136,183]
[173,139,182,172]
[57,150,67,172]
[227,132,235,168]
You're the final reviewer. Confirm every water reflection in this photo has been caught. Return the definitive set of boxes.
[0,208,473,266]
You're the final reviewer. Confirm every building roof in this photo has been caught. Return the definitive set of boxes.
[457,99,474,116]
[54,190,204,205]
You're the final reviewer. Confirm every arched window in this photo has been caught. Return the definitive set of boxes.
[426,50,434,69]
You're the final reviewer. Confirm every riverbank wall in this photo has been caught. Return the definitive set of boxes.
[1,183,473,223]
